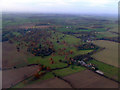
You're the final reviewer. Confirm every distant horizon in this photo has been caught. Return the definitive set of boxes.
[1,0,119,15]
[2,11,118,15]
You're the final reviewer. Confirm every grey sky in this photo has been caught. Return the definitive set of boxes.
[1,0,119,14]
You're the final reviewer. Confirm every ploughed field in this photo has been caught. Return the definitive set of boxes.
[63,70,118,88]
[2,29,93,88]
[24,77,72,88]
[2,14,119,88]
[19,70,118,88]
[2,42,31,69]
[2,66,39,88]
[92,40,118,67]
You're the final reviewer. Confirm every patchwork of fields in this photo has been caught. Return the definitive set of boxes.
[15,70,119,88]
[2,14,119,88]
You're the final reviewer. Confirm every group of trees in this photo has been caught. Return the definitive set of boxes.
[78,43,99,50]
[33,64,51,79]
[27,46,55,57]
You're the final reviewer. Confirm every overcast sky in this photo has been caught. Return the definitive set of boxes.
[1,0,119,14]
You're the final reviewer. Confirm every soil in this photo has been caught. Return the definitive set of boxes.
[2,66,39,88]
[63,70,118,88]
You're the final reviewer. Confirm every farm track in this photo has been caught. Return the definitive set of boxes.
[2,64,39,71]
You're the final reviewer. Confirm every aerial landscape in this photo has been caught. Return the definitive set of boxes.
[1,0,119,89]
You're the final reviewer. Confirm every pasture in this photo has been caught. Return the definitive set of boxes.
[27,32,93,69]
[2,13,119,88]
[96,31,118,38]
[88,60,119,81]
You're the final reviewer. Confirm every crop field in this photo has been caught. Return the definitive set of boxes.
[63,70,118,88]
[2,26,94,88]
[96,31,118,38]
[92,40,118,67]
[109,25,118,33]
[2,66,39,88]
[15,70,119,88]
[2,42,31,68]
[2,13,119,88]
[22,77,72,88]
[88,60,119,81]
[13,72,55,88]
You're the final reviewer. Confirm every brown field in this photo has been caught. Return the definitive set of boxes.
[0,42,2,68]
[63,70,118,88]
[2,66,39,88]
[23,70,118,88]
[0,42,1,89]
[92,40,118,67]
[0,71,2,89]
[109,26,118,33]
[20,25,55,29]
[24,77,71,88]
[2,42,31,68]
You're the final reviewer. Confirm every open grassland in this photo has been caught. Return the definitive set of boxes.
[56,26,106,32]
[96,31,118,38]
[53,66,86,77]
[92,40,118,67]
[27,34,92,69]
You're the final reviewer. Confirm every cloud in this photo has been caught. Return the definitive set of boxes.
[88,0,118,7]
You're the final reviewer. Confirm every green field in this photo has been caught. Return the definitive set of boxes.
[88,60,119,81]
[13,72,54,88]
[26,32,92,69]
[2,13,119,88]
[53,65,86,77]
[96,31,118,38]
